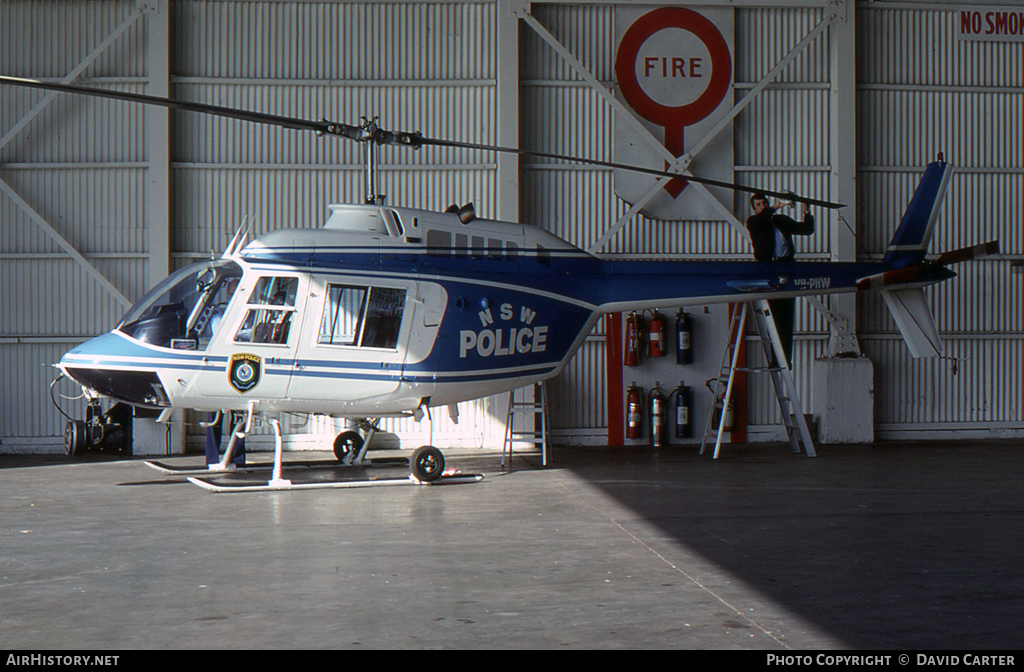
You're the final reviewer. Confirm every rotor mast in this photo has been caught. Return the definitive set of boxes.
[361,117,381,205]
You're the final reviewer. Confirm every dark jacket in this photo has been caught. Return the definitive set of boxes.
[745,208,815,262]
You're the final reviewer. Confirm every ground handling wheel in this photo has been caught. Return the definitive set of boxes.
[64,420,87,457]
[411,445,445,482]
[333,430,364,461]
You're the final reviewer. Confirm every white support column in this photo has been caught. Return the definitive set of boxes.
[814,0,873,443]
[496,0,524,222]
[830,1,858,267]
[824,0,860,356]
[144,0,171,288]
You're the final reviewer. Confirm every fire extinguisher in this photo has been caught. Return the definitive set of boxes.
[626,383,643,440]
[705,378,735,433]
[676,309,694,365]
[649,382,667,447]
[648,310,667,357]
[625,312,642,367]
[715,397,735,432]
[672,381,693,439]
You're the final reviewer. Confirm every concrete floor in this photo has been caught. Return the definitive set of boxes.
[1,440,1022,650]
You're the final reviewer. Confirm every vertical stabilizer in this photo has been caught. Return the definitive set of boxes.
[883,159,954,268]
[881,288,942,357]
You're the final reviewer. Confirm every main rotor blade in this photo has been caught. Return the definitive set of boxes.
[420,136,844,209]
[0,75,364,139]
[1,75,843,209]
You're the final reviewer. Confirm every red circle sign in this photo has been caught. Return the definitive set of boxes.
[615,7,732,131]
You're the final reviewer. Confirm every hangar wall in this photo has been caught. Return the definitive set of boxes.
[856,4,1023,436]
[0,0,1019,453]
[522,0,1022,443]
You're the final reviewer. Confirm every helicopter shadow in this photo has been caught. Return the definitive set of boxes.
[554,441,1024,650]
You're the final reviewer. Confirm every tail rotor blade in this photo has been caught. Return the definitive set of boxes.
[935,240,999,266]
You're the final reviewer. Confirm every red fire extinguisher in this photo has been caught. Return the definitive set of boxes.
[626,383,643,440]
[672,381,693,439]
[648,310,667,357]
[649,382,667,447]
[625,312,642,367]
[676,309,694,365]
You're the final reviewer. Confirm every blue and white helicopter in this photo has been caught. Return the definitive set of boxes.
[2,75,997,490]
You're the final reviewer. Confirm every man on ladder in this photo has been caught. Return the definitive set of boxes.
[697,194,819,459]
[745,192,815,363]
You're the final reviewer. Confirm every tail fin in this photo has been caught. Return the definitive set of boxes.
[876,158,954,357]
[882,158,954,268]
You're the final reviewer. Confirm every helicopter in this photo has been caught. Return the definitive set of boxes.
[1,75,998,490]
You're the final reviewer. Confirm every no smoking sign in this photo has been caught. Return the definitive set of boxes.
[614,6,733,220]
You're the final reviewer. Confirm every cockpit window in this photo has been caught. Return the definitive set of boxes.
[194,274,243,347]
[246,276,298,307]
[234,276,299,346]
[117,260,243,349]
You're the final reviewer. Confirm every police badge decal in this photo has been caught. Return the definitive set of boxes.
[228,353,261,393]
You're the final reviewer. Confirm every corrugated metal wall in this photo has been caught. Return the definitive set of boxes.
[523,4,837,437]
[1,0,1020,452]
[0,0,503,451]
[0,0,149,448]
[167,0,500,449]
[170,0,498,262]
[732,5,832,432]
[857,4,1022,435]
[525,1,1021,440]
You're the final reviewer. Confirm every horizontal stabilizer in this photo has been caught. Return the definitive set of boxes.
[857,265,921,291]
[881,288,942,358]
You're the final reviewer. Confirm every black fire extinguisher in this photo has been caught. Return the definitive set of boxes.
[625,312,642,367]
[648,310,667,357]
[672,381,693,439]
[626,383,643,440]
[649,382,667,447]
[676,309,694,365]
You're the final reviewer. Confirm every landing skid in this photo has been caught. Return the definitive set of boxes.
[160,411,468,493]
[186,471,484,493]
[143,456,408,477]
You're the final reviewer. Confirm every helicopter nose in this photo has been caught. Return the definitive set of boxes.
[59,333,171,408]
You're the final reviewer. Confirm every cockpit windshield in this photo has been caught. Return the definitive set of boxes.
[118,260,244,349]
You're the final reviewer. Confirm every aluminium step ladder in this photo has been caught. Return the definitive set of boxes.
[700,300,815,459]
[501,382,550,469]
